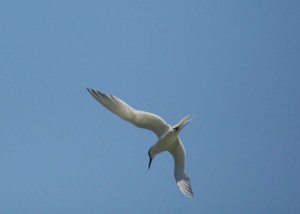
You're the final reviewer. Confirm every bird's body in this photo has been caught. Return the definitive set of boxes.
[153,131,175,151]
[87,88,193,198]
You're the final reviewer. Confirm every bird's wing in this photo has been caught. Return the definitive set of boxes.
[87,88,170,138]
[169,138,193,198]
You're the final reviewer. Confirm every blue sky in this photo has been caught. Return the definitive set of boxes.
[1,0,299,213]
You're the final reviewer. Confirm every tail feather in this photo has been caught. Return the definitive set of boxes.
[173,115,191,132]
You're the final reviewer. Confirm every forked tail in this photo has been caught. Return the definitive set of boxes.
[173,115,191,133]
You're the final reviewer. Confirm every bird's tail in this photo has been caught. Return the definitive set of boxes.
[173,115,191,133]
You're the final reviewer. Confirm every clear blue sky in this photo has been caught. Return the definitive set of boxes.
[1,0,299,213]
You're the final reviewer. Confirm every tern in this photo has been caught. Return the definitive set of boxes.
[87,88,193,198]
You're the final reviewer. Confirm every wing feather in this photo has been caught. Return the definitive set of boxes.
[169,138,193,198]
[87,88,170,138]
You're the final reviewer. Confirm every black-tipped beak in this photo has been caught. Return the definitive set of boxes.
[148,157,152,170]
[148,147,153,170]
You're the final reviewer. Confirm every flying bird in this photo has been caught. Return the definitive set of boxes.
[87,88,193,198]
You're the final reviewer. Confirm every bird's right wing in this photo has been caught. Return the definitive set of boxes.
[87,89,170,138]
[169,138,193,198]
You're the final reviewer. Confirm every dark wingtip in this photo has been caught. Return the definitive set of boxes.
[87,88,92,94]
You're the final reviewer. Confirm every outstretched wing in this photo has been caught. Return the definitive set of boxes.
[87,88,170,138]
[169,138,193,198]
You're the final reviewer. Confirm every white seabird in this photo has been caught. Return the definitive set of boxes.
[87,88,194,198]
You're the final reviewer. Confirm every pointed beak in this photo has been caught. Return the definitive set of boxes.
[148,157,152,170]
[148,147,153,170]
